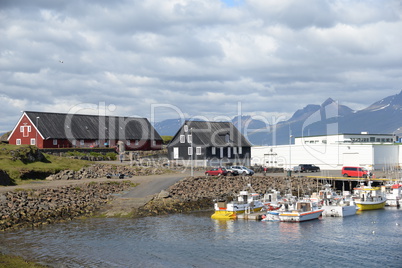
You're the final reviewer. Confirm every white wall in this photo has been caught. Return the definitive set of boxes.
[251,144,399,171]
[373,145,399,170]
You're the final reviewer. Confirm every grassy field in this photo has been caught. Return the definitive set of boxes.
[0,143,91,185]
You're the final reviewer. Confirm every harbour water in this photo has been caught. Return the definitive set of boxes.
[0,208,401,267]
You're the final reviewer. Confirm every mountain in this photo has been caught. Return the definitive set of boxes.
[153,119,186,137]
[153,91,402,145]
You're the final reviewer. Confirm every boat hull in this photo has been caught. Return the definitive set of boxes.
[211,207,262,219]
[322,205,358,217]
[355,201,386,211]
[278,209,324,222]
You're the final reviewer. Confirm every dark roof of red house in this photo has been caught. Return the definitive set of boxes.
[23,111,162,141]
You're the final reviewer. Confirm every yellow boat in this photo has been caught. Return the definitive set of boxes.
[353,182,387,211]
[211,190,263,219]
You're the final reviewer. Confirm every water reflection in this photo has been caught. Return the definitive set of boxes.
[212,219,235,233]
[279,222,302,239]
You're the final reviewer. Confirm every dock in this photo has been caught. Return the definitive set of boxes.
[237,212,265,220]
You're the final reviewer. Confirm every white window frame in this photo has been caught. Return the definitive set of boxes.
[188,147,193,155]
[173,147,179,159]
[16,139,21,145]
[28,126,31,132]
[238,147,242,154]
[212,147,216,155]
[180,135,185,143]
[196,147,201,155]
[126,140,131,145]
[220,147,223,158]
[153,140,156,146]
[184,125,188,132]
[30,138,36,145]
[80,140,84,146]
[228,147,231,158]
[233,147,237,154]
[53,139,57,145]
[187,134,192,143]
[135,140,139,145]
[72,140,76,146]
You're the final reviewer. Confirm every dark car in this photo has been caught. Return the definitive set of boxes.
[294,164,320,173]
[205,167,228,176]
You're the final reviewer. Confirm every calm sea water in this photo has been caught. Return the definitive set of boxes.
[0,208,401,268]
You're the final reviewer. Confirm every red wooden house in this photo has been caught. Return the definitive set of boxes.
[7,111,163,150]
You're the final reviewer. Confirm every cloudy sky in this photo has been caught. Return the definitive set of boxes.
[1,0,402,133]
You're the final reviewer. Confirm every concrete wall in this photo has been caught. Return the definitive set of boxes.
[251,144,402,171]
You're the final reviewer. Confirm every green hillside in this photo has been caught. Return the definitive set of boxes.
[0,143,91,185]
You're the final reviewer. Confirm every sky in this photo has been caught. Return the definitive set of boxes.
[1,0,402,133]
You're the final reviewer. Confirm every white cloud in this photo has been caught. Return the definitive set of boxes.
[0,0,402,132]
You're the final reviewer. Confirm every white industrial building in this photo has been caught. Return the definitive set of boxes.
[251,133,401,171]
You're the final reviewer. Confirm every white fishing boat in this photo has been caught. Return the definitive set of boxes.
[261,190,283,211]
[314,185,358,217]
[278,200,324,222]
[211,190,264,219]
[384,182,401,207]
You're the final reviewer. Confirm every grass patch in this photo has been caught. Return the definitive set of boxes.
[0,144,91,184]
[0,253,48,267]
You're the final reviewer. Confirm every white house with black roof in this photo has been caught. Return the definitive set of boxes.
[167,120,252,166]
[8,111,163,150]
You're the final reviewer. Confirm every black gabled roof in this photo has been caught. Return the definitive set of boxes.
[170,120,251,147]
[24,111,162,141]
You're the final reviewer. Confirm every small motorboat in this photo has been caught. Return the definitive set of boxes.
[278,200,324,222]
[315,185,358,217]
[211,190,264,220]
[261,190,283,211]
[384,182,401,207]
[353,182,386,211]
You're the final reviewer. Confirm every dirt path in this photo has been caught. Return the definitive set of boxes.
[0,169,205,216]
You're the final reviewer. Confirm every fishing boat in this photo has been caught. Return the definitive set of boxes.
[278,200,324,222]
[261,190,283,211]
[353,182,386,211]
[384,182,401,207]
[314,185,358,217]
[211,190,264,219]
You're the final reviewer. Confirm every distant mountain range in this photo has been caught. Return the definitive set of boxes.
[153,91,402,145]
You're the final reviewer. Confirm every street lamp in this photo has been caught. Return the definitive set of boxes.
[190,128,194,177]
[393,128,400,143]
[36,116,40,147]
[289,133,293,171]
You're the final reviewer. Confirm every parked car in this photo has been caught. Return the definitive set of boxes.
[225,167,239,176]
[293,164,320,173]
[342,166,372,178]
[230,166,254,176]
[205,167,228,176]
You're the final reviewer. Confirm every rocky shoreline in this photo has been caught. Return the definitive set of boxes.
[45,163,170,180]
[1,174,321,231]
[0,181,133,231]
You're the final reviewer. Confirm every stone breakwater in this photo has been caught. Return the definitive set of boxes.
[46,164,169,180]
[0,181,132,231]
[133,175,321,217]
